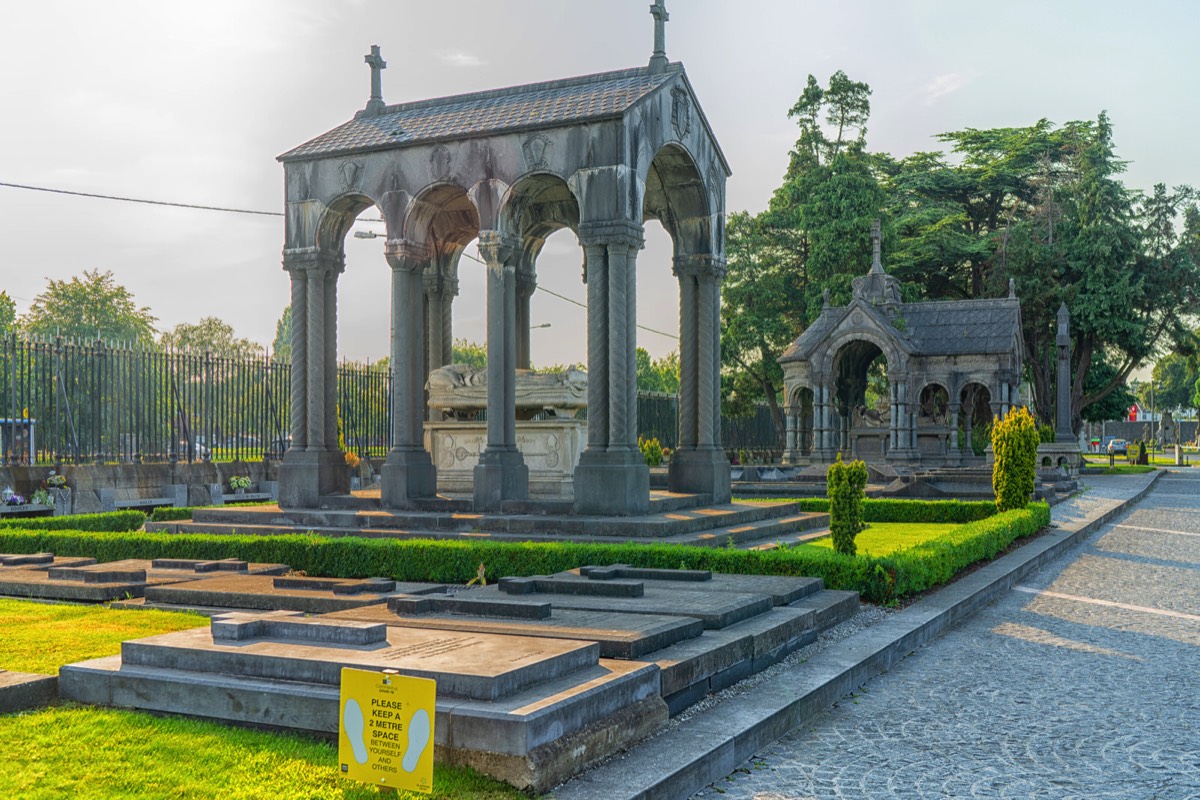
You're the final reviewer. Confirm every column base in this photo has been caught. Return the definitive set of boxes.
[278,449,349,509]
[473,448,529,511]
[572,449,650,516]
[380,448,438,509]
[667,447,731,503]
[811,448,839,465]
[782,450,811,467]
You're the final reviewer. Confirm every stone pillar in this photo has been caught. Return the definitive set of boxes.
[515,265,536,371]
[947,402,962,465]
[813,380,837,463]
[785,407,797,452]
[1055,303,1074,442]
[278,249,349,508]
[574,222,651,515]
[668,254,731,502]
[423,269,459,420]
[380,239,437,509]
[473,231,528,510]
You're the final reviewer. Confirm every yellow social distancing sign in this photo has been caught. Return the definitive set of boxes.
[339,667,436,794]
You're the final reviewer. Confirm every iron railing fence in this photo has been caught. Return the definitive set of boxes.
[0,332,780,465]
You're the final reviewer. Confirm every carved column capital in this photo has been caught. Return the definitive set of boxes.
[672,254,727,280]
[282,248,344,276]
[476,231,520,272]
[384,239,431,272]
[515,270,537,298]
[577,220,644,251]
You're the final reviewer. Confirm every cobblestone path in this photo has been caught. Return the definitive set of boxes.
[695,470,1200,800]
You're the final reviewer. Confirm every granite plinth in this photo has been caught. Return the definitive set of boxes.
[211,611,388,646]
[388,594,553,620]
[142,574,447,614]
[499,575,645,597]
[323,603,705,659]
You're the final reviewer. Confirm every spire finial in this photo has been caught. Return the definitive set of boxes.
[649,1,669,73]
[1008,278,1016,299]
[870,218,883,273]
[363,45,387,116]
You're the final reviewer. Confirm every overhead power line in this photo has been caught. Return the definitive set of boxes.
[0,179,680,341]
[460,251,679,341]
[0,181,283,217]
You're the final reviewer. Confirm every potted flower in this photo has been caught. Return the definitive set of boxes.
[229,475,253,495]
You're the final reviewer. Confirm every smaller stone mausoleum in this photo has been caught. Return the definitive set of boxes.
[779,223,1024,470]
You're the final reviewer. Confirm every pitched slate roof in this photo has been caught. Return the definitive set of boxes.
[898,299,1022,355]
[279,66,676,162]
[780,297,1021,363]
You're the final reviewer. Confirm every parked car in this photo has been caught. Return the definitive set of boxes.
[1106,438,1129,455]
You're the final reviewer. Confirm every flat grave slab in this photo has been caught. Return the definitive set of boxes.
[472,579,774,629]
[60,612,666,791]
[143,573,447,614]
[321,602,704,658]
[0,669,58,713]
[0,553,97,570]
[572,565,823,606]
[0,556,294,602]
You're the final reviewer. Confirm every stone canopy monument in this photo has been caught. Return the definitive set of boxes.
[779,221,1024,469]
[276,2,730,515]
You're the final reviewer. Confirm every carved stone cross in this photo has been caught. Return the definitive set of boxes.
[649,1,669,72]
[364,45,387,114]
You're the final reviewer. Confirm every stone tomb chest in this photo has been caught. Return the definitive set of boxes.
[424,365,586,497]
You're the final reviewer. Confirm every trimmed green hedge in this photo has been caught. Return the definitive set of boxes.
[0,502,1049,604]
[148,507,196,522]
[0,510,145,533]
[778,498,998,523]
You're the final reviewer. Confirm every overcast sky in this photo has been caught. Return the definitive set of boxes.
[2,0,1196,368]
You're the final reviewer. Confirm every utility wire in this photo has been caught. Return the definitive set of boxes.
[0,181,284,217]
[459,251,679,341]
[0,180,679,341]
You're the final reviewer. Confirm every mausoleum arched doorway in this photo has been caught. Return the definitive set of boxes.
[831,339,892,460]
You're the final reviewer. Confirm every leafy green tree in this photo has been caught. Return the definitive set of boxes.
[635,348,680,393]
[451,339,487,369]
[21,269,157,342]
[0,291,15,331]
[1137,352,1197,414]
[271,307,291,363]
[160,317,263,358]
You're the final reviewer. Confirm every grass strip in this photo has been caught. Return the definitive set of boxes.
[0,599,206,675]
[0,705,520,800]
[801,521,960,557]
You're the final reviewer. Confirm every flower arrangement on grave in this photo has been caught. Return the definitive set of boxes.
[229,475,253,491]
[45,472,68,489]
[3,492,27,506]
[344,451,361,469]
[31,489,52,506]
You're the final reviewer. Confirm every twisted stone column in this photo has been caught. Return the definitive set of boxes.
[474,231,527,509]
[286,265,307,452]
[277,249,348,508]
[574,221,650,515]
[516,264,536,371]
[380,239,437,508]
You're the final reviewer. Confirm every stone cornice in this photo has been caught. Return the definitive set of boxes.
[384,239,432,273]
[672,254,726,280]
[282,248,344,275]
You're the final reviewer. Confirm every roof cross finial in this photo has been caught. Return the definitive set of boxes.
[870,218,883,273]
[363,45,387,116]
[649,1,669,73]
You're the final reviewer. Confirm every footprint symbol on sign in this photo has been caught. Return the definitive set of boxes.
[402,708,431,773]
[343,698,369,764]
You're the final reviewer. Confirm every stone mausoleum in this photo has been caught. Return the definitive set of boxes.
[780,222,1024,470]
[276,4,730,515]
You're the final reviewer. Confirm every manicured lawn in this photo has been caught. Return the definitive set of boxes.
[799,521,961,556]
[1086,465,1158,475]
[0,599,207,675]
[0,705,521,800]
